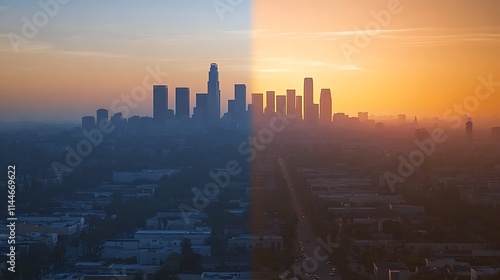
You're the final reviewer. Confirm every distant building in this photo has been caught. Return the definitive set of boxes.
[304,77,313,121]
[82,116,96,130]
[207,63,220,120]
[251,93,264,116]
[153,85,168,122]
[319,88,332,122]
[234,84,246,120]
[276,95,286,115]
[265,91,275,115]
[175,87,190,120]
[194,93,208,121]
[96,109,109,125]
[286,89,296,116]
[295,96,303,120]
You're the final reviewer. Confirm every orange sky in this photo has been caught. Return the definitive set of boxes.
[252,0,500,119]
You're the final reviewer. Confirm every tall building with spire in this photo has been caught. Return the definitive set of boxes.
[207,63,220,120]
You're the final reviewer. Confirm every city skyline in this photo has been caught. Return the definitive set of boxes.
[1,1,500,122]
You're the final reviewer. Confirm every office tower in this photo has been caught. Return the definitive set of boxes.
[228,99,236,118]
[466,117,473,139]
[358,112,368,122]
[96,108,109,125]
[207,63,220,120]
[82,116,96,130]
[304,78,313,120]
[320,88,332,122]
[295,96,303,120]
[234,84,246,120]
[251,93,264,116]
[175,87,190,120]
[194,93,208,121]
[286,89,296,117]
[265,91,275,115]
[153,85,168,122]
[276,95,286,115]
[311,104,319,122]
[398,114,406,123]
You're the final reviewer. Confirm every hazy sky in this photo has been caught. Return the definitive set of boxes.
[0,0,251,121]
[1,0,500,122]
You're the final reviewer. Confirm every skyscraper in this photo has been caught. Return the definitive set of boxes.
[194,93,208,121]
[153,85,168,122]
[295,96,303,120]
[175,87,190,120]
[228,99,236,118]
[82,116,96,130]
[207,63,220,121]
[96,108,109,125]
[276,95,286,115]
[251,93,264,116]
[304,78,313,120]
[265,91,275,115]
[286,89,296,117]
[320,89,332,122]
[234,84,246,121]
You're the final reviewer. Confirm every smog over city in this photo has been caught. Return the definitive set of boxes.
[1,1,500,279]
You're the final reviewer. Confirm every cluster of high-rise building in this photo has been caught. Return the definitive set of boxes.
[82,63,339,127]
[150,63,336,123]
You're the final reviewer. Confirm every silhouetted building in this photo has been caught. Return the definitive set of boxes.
[234,84,246,121]
[207,63,220,120]
[251,93,264,117]
[310,104,319,122]
[266,91,275,115]
[153,85,168,122]
[194,93,208,121]
[358,112,368,122]
[295,96,303,120]
[82,116,95,130]
[276,95,286,115]
[320,88,332,122]
[175,87,190,120]
[228,99,236,119]
[286,89,296,116]
[96,109,109,126]
[466,117,473,139]
[304,78,313,121]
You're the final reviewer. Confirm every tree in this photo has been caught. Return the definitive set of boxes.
[180,238,203,273]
